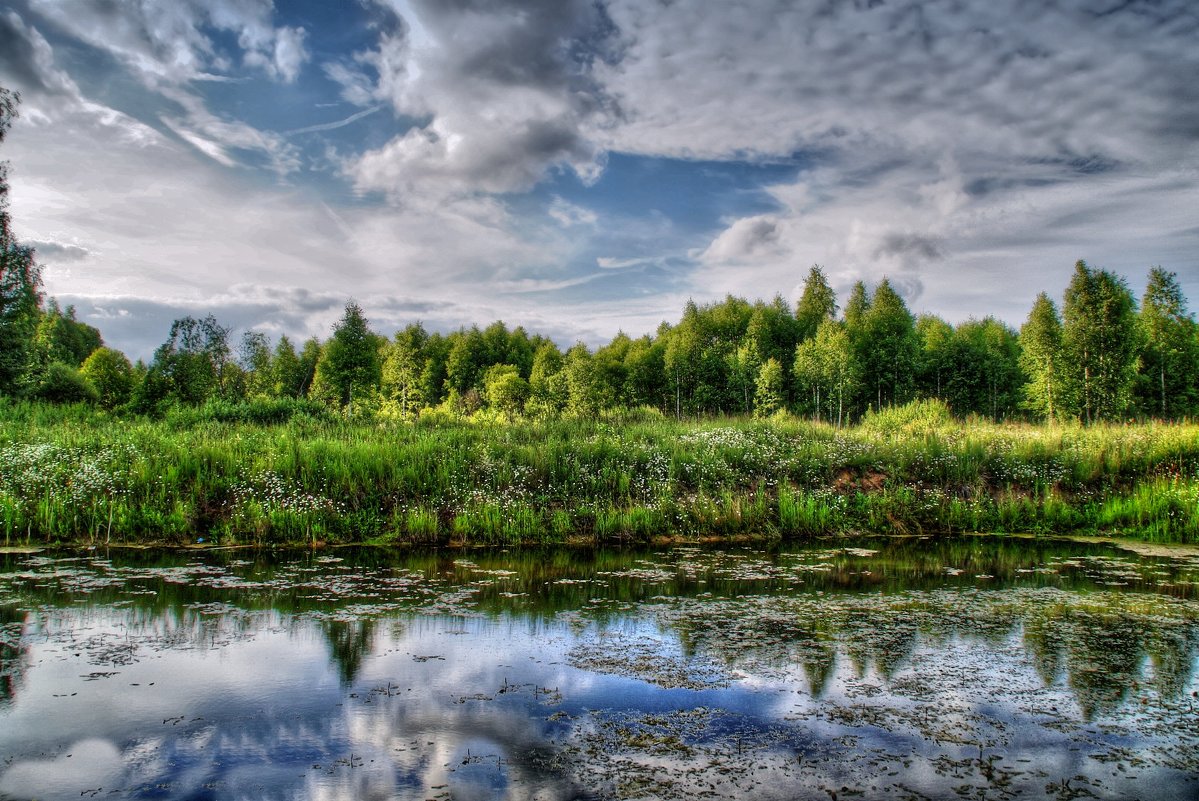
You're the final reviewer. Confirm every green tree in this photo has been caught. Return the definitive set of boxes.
[565,343,606,418]
[941,318,1022,419]
[322,301,381,409]
[858,279,918,411]
[753,358,785,417]
[527,342,567,419]
[914,314,954,400]
[794,319,860,427]
[238,330,272,399]
[1019,293,1066,422]
[297,337,322,397]
[31,362,96,404]
[31,300,102,369]
[795,266,837,341]
[1138,267,1197,418]
[0,88,42,395]
[1062,260,1140,423]
[141,315,230,406]
[271,335,305,398]
[483,363,529,419]
[381,323,429,419]
[79,347,134,409]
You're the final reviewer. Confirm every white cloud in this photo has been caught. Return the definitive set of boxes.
[27,0,308,87]
[338,0,616,201]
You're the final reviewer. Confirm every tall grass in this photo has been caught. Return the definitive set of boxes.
[0,399,1196,545]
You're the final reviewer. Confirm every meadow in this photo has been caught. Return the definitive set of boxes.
[0,399,1196,546]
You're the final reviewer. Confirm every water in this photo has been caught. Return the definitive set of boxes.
[1,537,1197,800]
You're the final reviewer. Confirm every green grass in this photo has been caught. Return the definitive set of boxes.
[0,399,1197,546]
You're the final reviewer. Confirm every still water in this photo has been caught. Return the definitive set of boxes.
[1,537,1197,800]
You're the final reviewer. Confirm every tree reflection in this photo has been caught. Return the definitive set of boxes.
[322,618,377,685]
[0,606,29,709]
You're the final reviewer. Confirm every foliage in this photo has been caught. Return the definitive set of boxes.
[30,362,97,404]
[79,347,134,409]
[319,301,381,408]
[0,88,42,396]
[1063,260,1140,423]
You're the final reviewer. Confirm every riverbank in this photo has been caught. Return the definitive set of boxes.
[1,401,1196,546]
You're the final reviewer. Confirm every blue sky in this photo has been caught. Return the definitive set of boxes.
[1,0,1197,360]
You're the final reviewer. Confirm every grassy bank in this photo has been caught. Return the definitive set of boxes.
[0,400,1196,546]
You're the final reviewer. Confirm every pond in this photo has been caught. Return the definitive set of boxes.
[1,537,1197,800]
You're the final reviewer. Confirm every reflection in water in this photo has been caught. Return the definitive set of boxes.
[0,539,1196,800]
[322,618,378,685]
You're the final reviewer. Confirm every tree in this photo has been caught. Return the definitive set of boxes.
[142,315,231,405]
[1062,260,1139,423]
[858,279,918,411]
[238,330,272,399]
[31,300,102,368]
[270,335,305,398]
[1138,267,1197,418]
[753,358,785,417]
[380,323,428,419]
[31,362,96,404]
[321,302,381,408]
[79,347,134,409]
[795,266,837,341]
[941,318,1022,419]
[483,363,529,419]
[794,320,860,427]
[914,314,954,400]
[0,88,42,395]
[1019,293,1066,422]
[527,342,567,419]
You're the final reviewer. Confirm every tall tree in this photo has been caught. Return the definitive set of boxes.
[380,323,428,419]
[142,315,231,406]
[321,302,381,408]
[0,88,41,395]
[238,330,272,399]
[941,318,1022,419]
[858,279,918,411]
[794,320,860,427]
[527,341,567,419]
[914,314,954,400]
[270,335,305,398]
[1062,260,1139,423]
[1138,267,1197,418]
[753,358,785,417]
[1019,293,1066,422]
[795,266,837,341]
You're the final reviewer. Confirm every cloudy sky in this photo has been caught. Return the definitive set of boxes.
[1,0,1196,359]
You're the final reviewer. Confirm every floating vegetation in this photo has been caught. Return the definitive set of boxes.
[1,541,1198,799]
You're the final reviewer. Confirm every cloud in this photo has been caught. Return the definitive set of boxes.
[874,233,944,264]
[547,196,597,227]
[27,238,91,262]
[26,0,308,87]
[337,0,618,201]
[698,216,781,264]
[0,9,80,99]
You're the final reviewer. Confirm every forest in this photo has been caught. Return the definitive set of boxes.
[3,88,1198,425]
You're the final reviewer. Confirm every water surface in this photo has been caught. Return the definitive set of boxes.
[1,537,1197,800]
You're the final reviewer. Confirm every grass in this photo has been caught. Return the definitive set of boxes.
[0,398,1197,546]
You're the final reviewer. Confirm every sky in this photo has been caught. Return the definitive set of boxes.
[0,0,1196,361]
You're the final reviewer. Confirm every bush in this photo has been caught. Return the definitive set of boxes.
[31,362,98,404]
[861,398,955,437]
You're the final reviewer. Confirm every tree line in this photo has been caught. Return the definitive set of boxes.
[2,88,1196,424]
